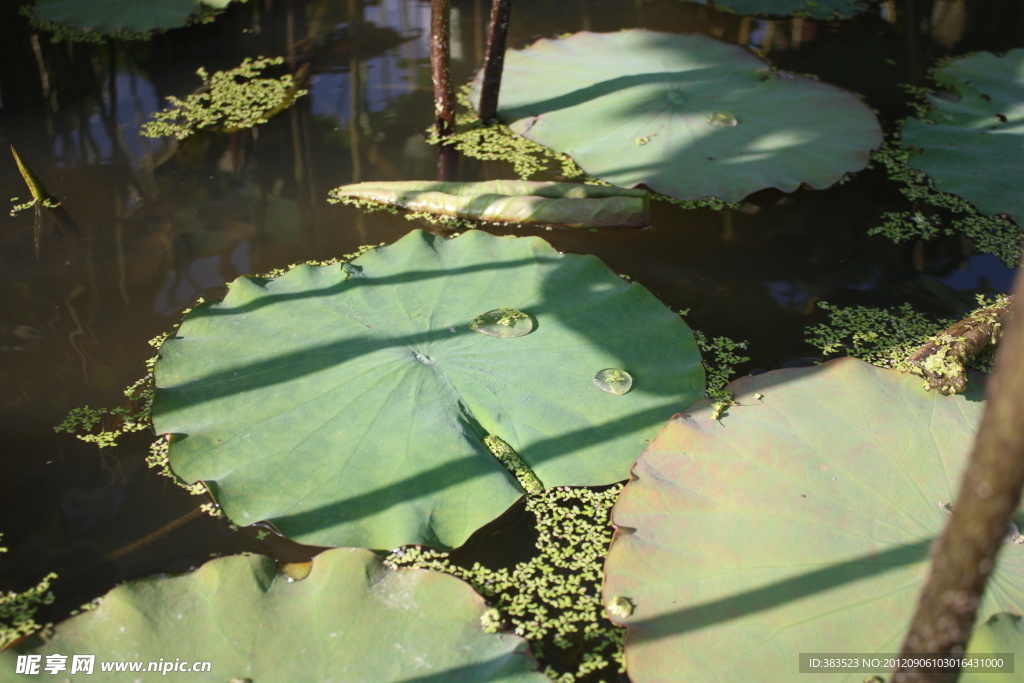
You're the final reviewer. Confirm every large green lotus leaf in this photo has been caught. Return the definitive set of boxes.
[687,0,869,20]
[961,613,1024,683]
[469,30,881,203]
[903,49,1024,226]
[153,229,703,550]
[602,358,1024,682]
[0,548,546,682]
[32,0,232,34]
[329,180,650,228]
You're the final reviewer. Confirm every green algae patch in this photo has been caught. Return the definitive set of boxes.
[387,485,627,682]
[603,358,1024,682]
[805,297,1008,393]
[871,141,1022,267]
[0,534,56,650]
[152,229,704,550]
[141,57,307,141]
[1,548,547,682]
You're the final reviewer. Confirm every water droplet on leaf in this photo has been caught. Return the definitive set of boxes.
[594,368,633,395]
[706,112,738,127]
[607,595,634,618]
[281,561,313,581]
[414,352,436,364]
[470,308,533,338]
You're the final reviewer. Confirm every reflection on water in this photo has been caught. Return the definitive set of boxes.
[0,0,1021,636]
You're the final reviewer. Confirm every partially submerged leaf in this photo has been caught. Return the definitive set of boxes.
[31,0,233,35]
[328,180,650,229]
[153,229,704,550]
[1,548,546,682]
[470,30,881,202]
[602,358,1024,682]
[903,49,1024,227]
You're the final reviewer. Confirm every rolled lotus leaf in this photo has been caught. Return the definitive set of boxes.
[30,0,232,34]
[328,180,650,229]
[602,358,1024,682]
[0,548,546,682]
[469,30,882,203]
[903,49,1024,227]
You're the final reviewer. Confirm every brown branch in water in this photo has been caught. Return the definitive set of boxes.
[893,271,1024,682]
[430,0,458,181]
[907,296,1014,394]
[477,0,513,123]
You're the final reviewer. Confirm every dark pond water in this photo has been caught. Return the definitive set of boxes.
[1,0,1022,655]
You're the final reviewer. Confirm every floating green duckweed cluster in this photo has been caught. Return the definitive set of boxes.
[385,485,626,682]
[483,436,544,494]
[805,297,1004,378]
[692,330,751,419]
[871,140,1022,267]
[0,534,56,650]
[54,334,164,448]
[140,57,307,140]
[431,88,585,181]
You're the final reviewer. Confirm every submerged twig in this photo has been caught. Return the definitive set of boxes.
[907,295,1014,394]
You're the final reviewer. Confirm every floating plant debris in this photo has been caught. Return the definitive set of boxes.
[469,308,534,338]
[706,112,738,128]
[593,368,633,395]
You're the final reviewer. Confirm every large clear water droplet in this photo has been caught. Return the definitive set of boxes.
[706,112,738,128]
[666,91,687,106]
[594,368,633,395]
[414,352,436,365]
[281,561,313,582]
[470,308,533,338]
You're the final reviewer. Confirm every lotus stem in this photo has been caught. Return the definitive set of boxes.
[477,0,513,122]
[894,261,1024,682]
[430,0,458,181]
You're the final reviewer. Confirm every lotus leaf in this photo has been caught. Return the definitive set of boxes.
[0,548,546,682]
[153,229,704,550]
[903,49,1024,226]
[468,30,881,202]
[31,0,232,34]
[687,0,869,20]
[328,180,650,229]
[602,358,1024,682]
[961,613,1024,683]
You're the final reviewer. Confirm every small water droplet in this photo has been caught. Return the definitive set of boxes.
[706,112,738,128]
[666,91,686,106]
[470,308,533,338]
[594,368,633,395]
[414,352,436,364]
